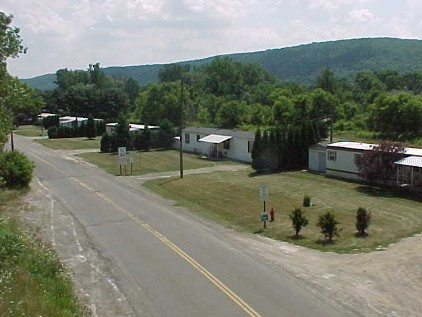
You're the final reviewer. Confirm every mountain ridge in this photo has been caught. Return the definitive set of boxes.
[22,37,422,90]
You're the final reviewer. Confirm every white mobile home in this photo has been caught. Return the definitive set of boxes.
[59,116,88,128]
[177,127,255,163]
[325,142,375,180]
[106,123,159,133]
[309,141,422,191]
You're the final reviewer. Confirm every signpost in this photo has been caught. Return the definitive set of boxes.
[128,154,134,175]
[118,147,127,175]
[259,184,269,229]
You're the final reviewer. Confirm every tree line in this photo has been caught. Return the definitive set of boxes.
[36,55,422,147]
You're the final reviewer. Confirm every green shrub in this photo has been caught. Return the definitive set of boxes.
[356,207,371,236]
[303,194,311,207]
[47,126,58,139]
[0,151,35,187]
[289,208,309,237]
[100,132,117,153]
[317,212,340,242]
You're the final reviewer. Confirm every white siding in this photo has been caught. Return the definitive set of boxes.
[181,132,211,155]
[326,149,362,180]
[308,149,326,172]
[177,129,254,163]
[227,137,252,163]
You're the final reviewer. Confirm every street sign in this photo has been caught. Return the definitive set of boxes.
[118,147,127,159]
[259,184,269,202]
[260,211,269,222]
[118,147,127,165]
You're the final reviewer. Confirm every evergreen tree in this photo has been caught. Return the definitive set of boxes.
[356,207,371,236]
[317,212,340,242]
[142,126,152,151]
[116,117,130,148]
[289,208,309,237]
[251,128,262,172]
[86,114,97,139]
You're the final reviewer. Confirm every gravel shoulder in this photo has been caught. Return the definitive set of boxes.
[15,149,422,317]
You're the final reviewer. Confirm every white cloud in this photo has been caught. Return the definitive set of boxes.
[1,0,422,78]
[347,8,374,23]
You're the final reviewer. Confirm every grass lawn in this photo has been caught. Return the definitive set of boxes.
[144,169,422,253]
[34,137,101,150]
[78,149,240,176]
[13,125,46,137]
[0,189,83,316]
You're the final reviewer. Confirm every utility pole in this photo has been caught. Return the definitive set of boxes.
[10,129,14,151]
[179,77,184,179]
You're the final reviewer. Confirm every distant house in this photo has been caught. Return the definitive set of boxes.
[174,127,255,163]
[105,123,159,134]
[308,141,422,191]
[37,112,56,120]
[59,116,87,128]
[58,116,103,128]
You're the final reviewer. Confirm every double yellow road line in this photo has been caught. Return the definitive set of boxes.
[31,151,262,317]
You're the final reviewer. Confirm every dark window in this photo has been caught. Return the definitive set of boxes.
[248,141,254,153]
[197,134,201,142]
[327,150,337,161]
[223,140,230,150]
[185,133,190,144]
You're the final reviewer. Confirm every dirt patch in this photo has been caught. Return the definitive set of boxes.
[230,231,422,317]
[18,179,136,317]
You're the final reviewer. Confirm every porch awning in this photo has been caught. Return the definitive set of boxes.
[395,156,422,168]
[198,134,232,144]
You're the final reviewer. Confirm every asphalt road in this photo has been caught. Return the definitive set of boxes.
[14,135,358,317]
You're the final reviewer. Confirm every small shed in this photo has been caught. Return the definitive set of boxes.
[308,142,327,172]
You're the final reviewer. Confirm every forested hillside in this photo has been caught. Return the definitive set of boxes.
[23,37,422,90]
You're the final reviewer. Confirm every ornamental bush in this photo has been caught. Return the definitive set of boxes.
[0,151,35,187]
[356,207,371,236]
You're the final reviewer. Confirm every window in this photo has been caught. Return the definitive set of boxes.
[196,134,201,142]
[185,133,190,144]
[327,150,337,161]
[248,141,254,153]
[223,140,230,150]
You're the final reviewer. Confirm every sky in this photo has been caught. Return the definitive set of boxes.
[2,0,422,79]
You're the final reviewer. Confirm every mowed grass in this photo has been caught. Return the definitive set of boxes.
[145,169,422,253]
[0,190,83,316]
[13,125,46,137]
[78,149,240,176]
[35,137,101,150]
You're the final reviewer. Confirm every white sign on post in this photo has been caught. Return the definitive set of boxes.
[118,147,127,165]
[259,184,269,202]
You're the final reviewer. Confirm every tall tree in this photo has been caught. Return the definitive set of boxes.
[314,68,336,94]
[0,13,43,149]
[86,114,96,140]
[158,63,190,83]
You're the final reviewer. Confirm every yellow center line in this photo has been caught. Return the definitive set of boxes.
[31,151,262,317]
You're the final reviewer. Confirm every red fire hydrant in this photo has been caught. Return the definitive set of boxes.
[269,207,275,222]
